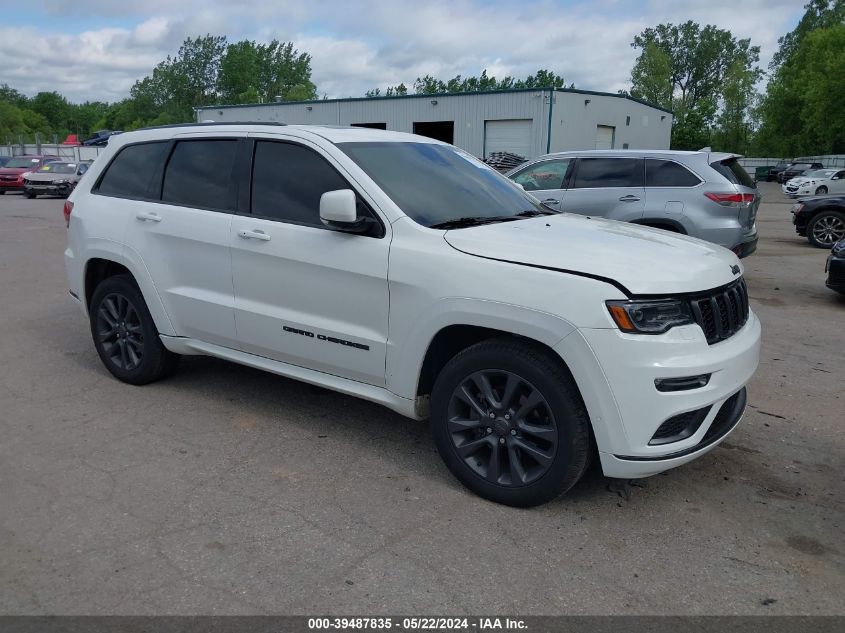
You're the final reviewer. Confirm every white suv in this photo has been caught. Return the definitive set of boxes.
[64,123,761,507]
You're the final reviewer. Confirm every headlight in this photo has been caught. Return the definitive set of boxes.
[833,241,845,255]
[606,299,694,334]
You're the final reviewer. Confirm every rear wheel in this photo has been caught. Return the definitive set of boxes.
[808,211,845,248]
[89,274,179,385]
[430,338,591,507]
[815,186,828,195]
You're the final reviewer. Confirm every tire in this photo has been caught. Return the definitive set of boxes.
[815,186,828,195]
[24,191,36,199]
[430,338,591,507]
[89,274,179,385]
[0,190,5,195]
[807,211,845,248]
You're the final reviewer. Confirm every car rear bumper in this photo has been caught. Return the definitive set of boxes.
[733,234,758,258]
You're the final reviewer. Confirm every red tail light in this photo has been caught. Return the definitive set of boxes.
[704,192,755,207]
[63,200,74,227]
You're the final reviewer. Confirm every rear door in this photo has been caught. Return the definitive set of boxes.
[229,135,390,386]
[508,158,572,208]
[562,157,645,222]
[831,170,845,194]
[643,158,703,221]
[121,135,240,348]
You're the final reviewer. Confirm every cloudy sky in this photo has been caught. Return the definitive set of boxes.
[0,0,805,104]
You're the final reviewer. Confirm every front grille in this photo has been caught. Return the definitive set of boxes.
[650,405,711,445]
[690,279,749,344]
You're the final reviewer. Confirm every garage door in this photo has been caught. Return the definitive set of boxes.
[595,125,615,150]
[485,119,533,159]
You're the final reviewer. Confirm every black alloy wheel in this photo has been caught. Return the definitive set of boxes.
[96,292,145,372]
[89,274,179,384]
[431,338,591,507]
[446,370,558,487]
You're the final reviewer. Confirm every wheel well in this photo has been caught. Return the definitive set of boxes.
[84,259,132,308]
[636,220,686,234]
[416,326,559,398]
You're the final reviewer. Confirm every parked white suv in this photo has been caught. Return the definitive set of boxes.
[64,123,761,507]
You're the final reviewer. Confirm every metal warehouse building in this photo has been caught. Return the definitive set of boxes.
[196,88,673,160]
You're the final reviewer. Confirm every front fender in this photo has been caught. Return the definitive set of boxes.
[386,297,577,400]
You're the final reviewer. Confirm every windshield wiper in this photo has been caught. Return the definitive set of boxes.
[517,207,559,217]
[429,216,522,230]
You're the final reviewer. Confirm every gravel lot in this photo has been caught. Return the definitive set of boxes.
[0,182,842,615]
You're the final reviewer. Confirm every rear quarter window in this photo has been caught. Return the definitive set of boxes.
[645,159,701,187]
[710,158,756,188]
[96,142,170,199]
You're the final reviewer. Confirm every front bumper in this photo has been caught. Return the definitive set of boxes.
[0,179,24,191]
[24,182,73,196]
[826,254,845,294]
[557,311,761,479]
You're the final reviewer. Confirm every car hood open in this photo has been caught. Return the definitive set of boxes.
[443,214,742,295]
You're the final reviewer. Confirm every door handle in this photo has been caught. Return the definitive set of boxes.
[135,211,162,222]
[238,229,271,242]
[541,198,560,205]
[619,195,641,202]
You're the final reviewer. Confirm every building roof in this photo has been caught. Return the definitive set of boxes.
[196,87,674,116]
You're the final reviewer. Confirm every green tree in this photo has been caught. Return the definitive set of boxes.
[369,69,569,97]
[218,39,317,103]
[630,21,762,150]
[754,1,845,155]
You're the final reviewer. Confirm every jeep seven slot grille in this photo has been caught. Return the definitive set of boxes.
[690,279,749,344]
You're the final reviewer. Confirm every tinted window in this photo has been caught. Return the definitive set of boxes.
[511,159,571,191]
[572,158,642,188]
[645,159,701,187]
[338,142,546,228]
[710,158,755,188]
[98,142,169,198]
[162,140,237,210]
[251,141,350,225]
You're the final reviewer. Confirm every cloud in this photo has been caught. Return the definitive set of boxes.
[0,0,805,103]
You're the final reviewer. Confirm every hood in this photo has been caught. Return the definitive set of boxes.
[0,166,30,175]
[443,214,742,295]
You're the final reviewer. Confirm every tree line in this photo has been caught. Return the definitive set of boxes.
[1,0,842,157]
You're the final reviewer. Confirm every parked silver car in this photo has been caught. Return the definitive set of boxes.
[506,150,759,257]
[23,161,92,198]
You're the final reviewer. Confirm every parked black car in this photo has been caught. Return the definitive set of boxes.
[779,162,824,183]
[792,196,845,248]
[826,238,845,295]
[82,130,122,146]
[767,160,792,182]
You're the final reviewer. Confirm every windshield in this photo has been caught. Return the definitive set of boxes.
[4,157,40,169]
[337,142,546,227]
[38,163,76,174]
[806,170,834,179]
[710,158,756,188]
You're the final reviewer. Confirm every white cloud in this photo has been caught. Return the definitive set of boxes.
[0,0,805,103]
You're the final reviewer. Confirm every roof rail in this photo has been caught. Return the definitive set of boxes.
[137,121,287,131]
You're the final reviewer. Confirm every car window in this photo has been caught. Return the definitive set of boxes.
[161,140,238,211]
[251,141,352,226]
[710,158,756,188]
[572,158,643,188]
[645,159,701,187]
[511,160,571,191]
[338,142,546,228]
[97,142,169,199]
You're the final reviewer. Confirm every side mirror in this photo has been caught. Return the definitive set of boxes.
[319,189,379,235]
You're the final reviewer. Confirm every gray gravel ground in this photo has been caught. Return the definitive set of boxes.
[0,182,842,615]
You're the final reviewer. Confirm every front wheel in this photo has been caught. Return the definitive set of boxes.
[89,274,179,385]
[24,190,36,199]
[815,186,828,195]
[808,211,845,248]
[430,338,591,507]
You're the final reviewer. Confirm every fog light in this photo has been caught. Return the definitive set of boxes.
[654,374,711,392]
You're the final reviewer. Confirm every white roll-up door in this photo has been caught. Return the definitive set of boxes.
[595,125,615,150]
[484,119,533,158]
